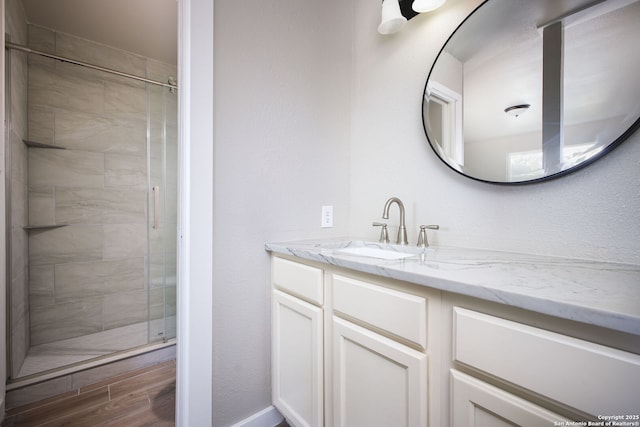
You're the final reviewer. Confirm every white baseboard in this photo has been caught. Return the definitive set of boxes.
[230,405,284,427]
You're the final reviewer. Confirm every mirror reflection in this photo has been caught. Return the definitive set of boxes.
[423,0,640,184]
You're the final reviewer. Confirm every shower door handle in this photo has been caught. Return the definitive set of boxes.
[153,186,160,229]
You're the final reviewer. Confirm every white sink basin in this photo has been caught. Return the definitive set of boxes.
[334,246,418,260]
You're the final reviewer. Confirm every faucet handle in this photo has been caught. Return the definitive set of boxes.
[417,225,439,248]
[372,222,390,244]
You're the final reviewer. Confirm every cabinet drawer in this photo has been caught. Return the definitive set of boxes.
[450,369,568,427]
[272,257,323,305]
[453,307,640,416]
[333,274,427,349]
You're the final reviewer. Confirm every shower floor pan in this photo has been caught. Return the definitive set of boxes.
[17,318,176,378]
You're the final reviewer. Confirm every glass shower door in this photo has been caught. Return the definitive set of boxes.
[147,81,178,344]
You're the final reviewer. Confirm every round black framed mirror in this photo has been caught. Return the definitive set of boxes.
[422,0,640,184]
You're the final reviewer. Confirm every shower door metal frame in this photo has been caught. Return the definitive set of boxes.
[4,36,14,381]
[5,42,178,90]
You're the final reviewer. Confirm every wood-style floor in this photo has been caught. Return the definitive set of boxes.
[2,360,175,426]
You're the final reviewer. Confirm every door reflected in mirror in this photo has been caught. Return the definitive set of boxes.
[422,0,640,184]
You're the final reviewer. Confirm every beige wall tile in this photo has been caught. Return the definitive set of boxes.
[27,25,55,53]
[54,109,146,155]
[11,228,28,276]
[28,149,104,189]
[103,223,146,259]
[56,188,146,224]
[148,87,167,121]
[28,64,105,114]
[6,0,27,44]
[104,82,146,117]
[149,251,177,287]
[61,65,141,93]
[149,143,164,183]
[29,264,55,307]
[150,288,165,320]
[27,106,55,144]
[146,58,177,83]
[30,299,103,345]
[7,0,30,379]
[11,271,29,330]
[55,258,145,302]
[28,48,56,68]
[10,54,28,136]
[55,32,147,78]
[149,319,166,342]
[165,286,176,317]
[103,290,148,330]
[11,180,27,227]
[11,315,29,377]
[149,222,177,257]
[12,134,28,184]
[104,153,147,189]
[165,185,178,224]
[149,253,165,288]
[148,227,164,259]
[150,315,176,341]
[28,186,55,226]
[165,257,177,286]
[29,225,103,265]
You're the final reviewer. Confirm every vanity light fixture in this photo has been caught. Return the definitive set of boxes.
[378,0,407,35]
[378,0,446,35]
[504,104,531,117]
[412,0,446,13]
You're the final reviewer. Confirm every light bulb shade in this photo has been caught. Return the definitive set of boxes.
[412,0,446,13]
[378,0,407,35]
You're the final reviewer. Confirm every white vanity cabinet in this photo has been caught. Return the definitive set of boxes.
[449,306,640,425]
[272,257,324,427]
[450,370,569,427]
[331,274,429,427]
[271,257,434,427]
[332,318,427,427]
[270,253,640,427]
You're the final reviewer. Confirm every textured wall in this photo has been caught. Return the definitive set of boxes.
[350,0,640,265]
[212,0,352,424]
[25,25,177,348]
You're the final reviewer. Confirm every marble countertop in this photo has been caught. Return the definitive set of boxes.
[265,239,640,335]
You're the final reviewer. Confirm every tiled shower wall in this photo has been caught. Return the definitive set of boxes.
[25,25,177,347]
[6,0,30,377]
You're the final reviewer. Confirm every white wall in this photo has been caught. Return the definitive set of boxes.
[350,0,640,265]
[212,0,352,424]
[0,0,7,417]
[191,0,639,424]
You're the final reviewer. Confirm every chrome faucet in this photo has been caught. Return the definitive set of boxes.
[382,197,408,245]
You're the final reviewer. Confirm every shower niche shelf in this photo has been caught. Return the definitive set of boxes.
[23,139,66,149]
[23,224,68,231]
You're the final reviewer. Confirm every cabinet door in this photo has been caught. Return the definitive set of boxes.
[272,290,323,427]
[451,370,570,427]
[332,317,427,427]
